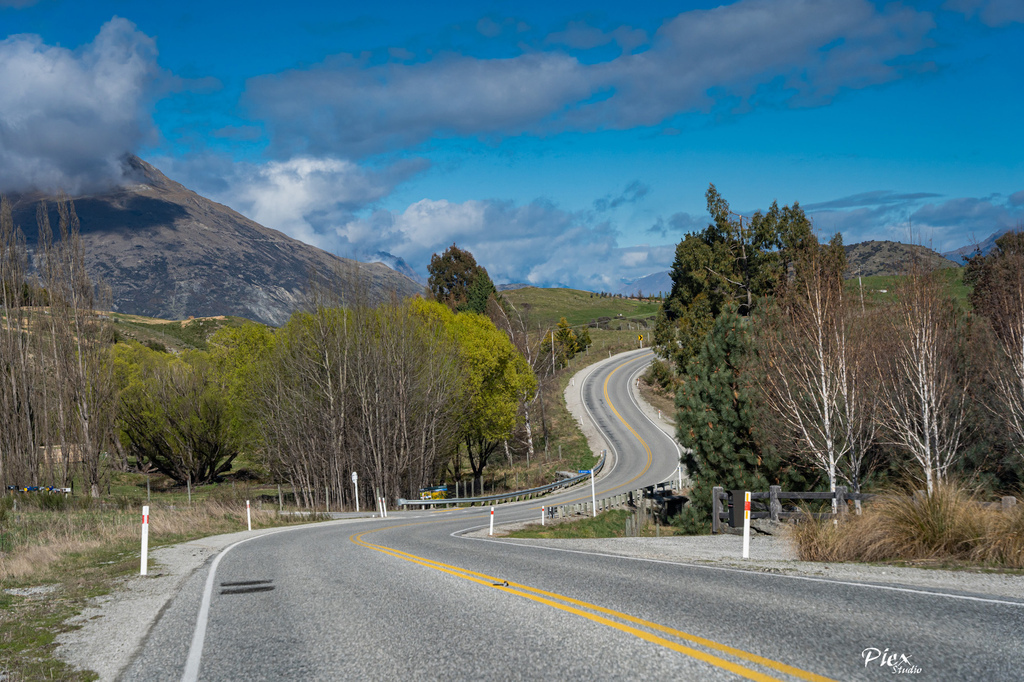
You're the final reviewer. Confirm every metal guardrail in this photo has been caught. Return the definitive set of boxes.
[397,453,606,508]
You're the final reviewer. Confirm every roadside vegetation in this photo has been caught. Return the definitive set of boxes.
[793,482,1024,569]
[506,508,679,539]
[0,485,320,681]
[646,184,1024,570]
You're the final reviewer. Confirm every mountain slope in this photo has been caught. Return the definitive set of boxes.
[843,240,959,277]
[618,271,673,297]
[8,156,423,325]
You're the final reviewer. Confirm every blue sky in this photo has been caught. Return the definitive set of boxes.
[1,0,1022,290]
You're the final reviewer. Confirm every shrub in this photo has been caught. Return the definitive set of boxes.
[793,481,1005,565]
[670,504,711,535]
[643,358,675,391]
[974,498,1024,568]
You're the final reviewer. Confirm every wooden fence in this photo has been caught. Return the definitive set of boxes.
[711,486,1020,534]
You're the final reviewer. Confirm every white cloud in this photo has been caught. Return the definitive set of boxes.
[244,0,935,157]
[945,0,1024,27]
[0,18,160,193]
[808,190,1024,252]
[154,152,428,258]
[334,197,676,290]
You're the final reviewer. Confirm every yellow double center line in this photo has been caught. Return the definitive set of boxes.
[553,354,656,508]
[351,525,834,682]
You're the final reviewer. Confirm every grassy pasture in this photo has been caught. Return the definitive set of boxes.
[502,287,660,328]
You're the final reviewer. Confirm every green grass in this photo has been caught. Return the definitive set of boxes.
[844,267,971,310]
[502,287,660,328]
[507,509,634,538]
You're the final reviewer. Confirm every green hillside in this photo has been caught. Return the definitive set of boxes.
[108,313,253,352]
[502,287,660,327]
[844,267,971,310]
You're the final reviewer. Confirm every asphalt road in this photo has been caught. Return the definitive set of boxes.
[122,350,1024,681]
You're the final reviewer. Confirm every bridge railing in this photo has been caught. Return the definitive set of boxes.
[396,453,606,508]
[545,481,677,520]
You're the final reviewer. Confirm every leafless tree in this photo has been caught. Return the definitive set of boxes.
[0,197,43,488]
[760,239,877,508]
[877,267,968,494]
[36,197,118,497]
[487,296,547,465]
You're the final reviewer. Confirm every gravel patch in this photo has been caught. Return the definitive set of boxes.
[3,585,59,598]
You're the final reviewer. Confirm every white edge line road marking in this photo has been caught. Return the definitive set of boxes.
[180,519,374,682]
[453,531,1024,609]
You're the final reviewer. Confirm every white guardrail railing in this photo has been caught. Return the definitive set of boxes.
[396,453,606,508]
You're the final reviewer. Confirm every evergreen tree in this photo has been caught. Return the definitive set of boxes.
[654,184,814,374]
[463,267,497,315]
[541,317,593,368]
[426,243,499,315]
[673,307,808,532]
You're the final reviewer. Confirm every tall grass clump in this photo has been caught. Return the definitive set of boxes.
[974,500,1024,568]
[793,481,1007,565]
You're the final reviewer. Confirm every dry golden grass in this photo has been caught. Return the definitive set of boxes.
[0,496,310,582]
[793,482,1022,567]
[974,501,1024,567]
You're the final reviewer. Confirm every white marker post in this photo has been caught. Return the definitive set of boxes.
[677,464,683,492]
[742,491,751,559]
[246,500,251,531]
[381,497,388,518]
[140,506,149,576]
[541,506,545,526]
[489,506,495,536]
[591,470,597,517]
[351,471,359,512]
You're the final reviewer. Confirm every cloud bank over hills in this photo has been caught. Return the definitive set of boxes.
[0,18,159,194]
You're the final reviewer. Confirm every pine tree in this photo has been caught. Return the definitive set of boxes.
[673,307,807,532]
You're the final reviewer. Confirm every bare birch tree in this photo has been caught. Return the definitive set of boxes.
[878,267,968,494]
[760,237,866,509]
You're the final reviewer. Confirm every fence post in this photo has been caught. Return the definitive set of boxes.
[769,485,781,523]
[712,486,723,534]
[836,486,848,516]
[1003,496,1018,512]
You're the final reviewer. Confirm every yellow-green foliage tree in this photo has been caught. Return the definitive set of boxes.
[414,299,537,489]
[207,322,277,456]
[113,342,240,485]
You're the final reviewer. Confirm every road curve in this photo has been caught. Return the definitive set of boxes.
[123,351,1024,682]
